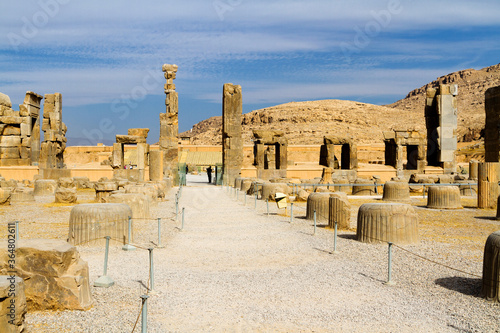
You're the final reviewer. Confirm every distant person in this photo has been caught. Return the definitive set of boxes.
[185,165,188,174]
[207,166,213,183]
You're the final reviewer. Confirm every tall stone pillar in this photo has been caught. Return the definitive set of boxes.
[485,86,500,162]
[160,64,179,185]
[478,162,500,209]
[19,91,43,165]
[40,93,67,169]
[425,84,458,173]
[149,150,164,181]
[222,83,243,186]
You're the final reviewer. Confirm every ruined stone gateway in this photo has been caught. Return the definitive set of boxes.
[383,129,426,176]
[253,130,287,180]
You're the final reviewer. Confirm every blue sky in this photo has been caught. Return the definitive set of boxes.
[1,0,499,146]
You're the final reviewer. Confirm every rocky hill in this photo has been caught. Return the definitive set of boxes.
[181,63,500,145]
[387,63,500,141]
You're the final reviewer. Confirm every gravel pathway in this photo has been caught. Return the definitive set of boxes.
[3,175,499,332]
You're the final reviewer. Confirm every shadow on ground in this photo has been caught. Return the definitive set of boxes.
[434,276,482,297]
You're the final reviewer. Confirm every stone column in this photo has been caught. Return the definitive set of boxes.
[136,143,149,182]
[478,162,500,209]
[20,91,43,165]
[222,83,243,186]
[40,93,67,169]
[160,64,179,185]
[112,143,124,169]
[485,86,500,162]
[149,150,164,181]
[425,84,458,173]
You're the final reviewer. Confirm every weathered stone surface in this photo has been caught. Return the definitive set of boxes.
[425,84,458,173]
[329,192,351,229]
[261,183,289,201]
[240,179,254,193]
[297,189,309,201]
[0,239,93,311]
[320,136,358,171]
[146,180,169,199]
[382,181,411,202]
[357,203,419,244]
[222,83,243,186]
[68,203,132,246]
[104,193,150,219]
[124,184,158,206]
[57,177,76,189]
[306,192,331,222]
[0,93,12,108]
[426,185,462,209]
[352,179,376,195]
[148,150,163,181]
[0,188,11,205]
[485,86,500,162]
[253,130,288,180]
[478,162,499,209]
[160,64,179,185]
[73,177,91,189]
[33,179,57,196]
[115,135,147,144]
[40,93,66,169]
[332,178,351,193]
[10,188,34,203]
[482,231,500,302]
[383,129,425,175]
[127,128,149,138]
[95,181,118,202]
[55,187,77,203]
[0,275,26,333]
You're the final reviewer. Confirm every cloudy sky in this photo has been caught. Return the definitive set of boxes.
[1,0,499,145]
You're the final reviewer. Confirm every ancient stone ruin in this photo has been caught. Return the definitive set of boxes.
[68,203,132,246]
[0,91,43,167]
[357,203,419,244]
[40,93,67,170]
[111,128,150,182]
[222,83,243,186]
[383,129,425,176]
[319,136,357,181]
[0,239,93,311]
[425,84,458,174]
[0,275,26,332]
[482,230,500,302]
[160,64,179,185]
[484,86,500,162]
[253,130,287,180]
[426,185,462,209]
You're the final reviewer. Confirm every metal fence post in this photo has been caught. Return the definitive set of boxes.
[386,242,394,285]
[237,189,239,201]
[181,207,185,230]
[254,193,257,209]
[175,196,179,220]
[333,221,338,253]
[141,294,149,333]
[290,203,293,223]
[157,218,164,248]
[313,210,317,235]
[266,199,269,216]
[244,192,247,205]
[94,236,114,287]
[123,216,136,251]
[148,248,154,292]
